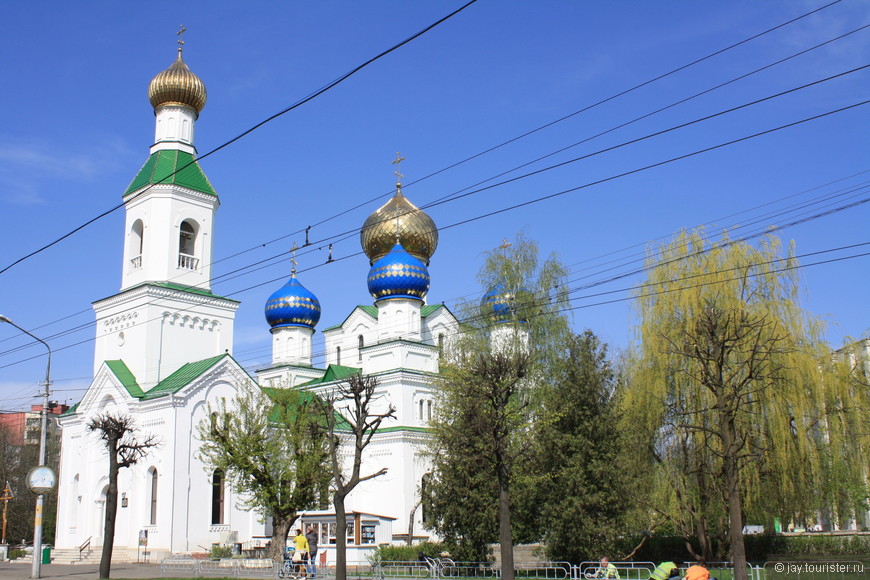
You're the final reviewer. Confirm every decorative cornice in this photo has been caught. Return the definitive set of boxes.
[93,282,240,311]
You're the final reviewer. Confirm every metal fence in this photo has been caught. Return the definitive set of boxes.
[160,555,279,578]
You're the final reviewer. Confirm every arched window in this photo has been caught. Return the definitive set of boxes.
[427,401,432,420]
[130,220,144,269]
[178,220,198,269]
[148,468,158,525]
[437,333,445,358]
[336,346,341,366]
[419,400,425,422]
[211,469,225,525]
[358,335,364,361]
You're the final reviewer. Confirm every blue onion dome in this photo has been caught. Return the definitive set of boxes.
[481,282,529,323]
[367,243,430,302]
[265,275,322,329]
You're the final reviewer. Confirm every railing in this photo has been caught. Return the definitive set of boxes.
[374,560,570,580]
[130,255,142,269]
[160,555,278,578]
[78,536,92,561]
[178,253,199,270]
[574,561,654,580]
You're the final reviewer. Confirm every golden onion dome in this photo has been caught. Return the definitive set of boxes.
[361,187,438,266]
[148,48,207,114]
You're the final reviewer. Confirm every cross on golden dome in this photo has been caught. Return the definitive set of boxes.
[177,25,187,54]
[392,152,405,187]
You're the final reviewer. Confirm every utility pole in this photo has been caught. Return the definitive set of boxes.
[0,315,53,579]
[1,481,13,545]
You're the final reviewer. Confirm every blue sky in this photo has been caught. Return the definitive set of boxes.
[0,1,867,410]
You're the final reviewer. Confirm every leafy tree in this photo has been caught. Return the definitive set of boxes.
[196,387,331,562]
[87,412,157,579]
[525,330,627,562]
[427,233,570,574]
[621,229,868,578]
[315,373,395,580]
[0,424,60,546]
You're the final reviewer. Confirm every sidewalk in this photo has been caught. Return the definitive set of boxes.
[0,562,188,579]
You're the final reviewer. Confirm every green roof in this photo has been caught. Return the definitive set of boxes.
[297,364,361,388]
[124,150,217,197]
[105,360,145,398]
[63,353,254,414]
[323,306,378,332]
[421,304,442,317]
[141,353,228,399]
[323,304,444,332]
[60,402,79,417]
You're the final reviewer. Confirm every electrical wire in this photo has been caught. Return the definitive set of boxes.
[0,0,480,276]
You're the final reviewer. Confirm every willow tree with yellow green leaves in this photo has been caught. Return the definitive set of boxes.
[621,229,869,578]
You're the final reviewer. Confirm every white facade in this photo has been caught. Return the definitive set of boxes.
[55,47,458,562]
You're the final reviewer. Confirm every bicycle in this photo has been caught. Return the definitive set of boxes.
[425,555,458,578]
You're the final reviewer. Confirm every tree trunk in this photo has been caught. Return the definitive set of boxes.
[497,470,514,580]
[100,443,119,579]
[407,499,421,546]
[270,513,294,562]
[720,411,748,580]
[334,494,347,580]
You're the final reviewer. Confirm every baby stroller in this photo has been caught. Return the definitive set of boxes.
[278,549,307,579]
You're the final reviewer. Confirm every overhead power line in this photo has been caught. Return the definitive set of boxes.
[2,99,866,373]
[0,0,480,276]
[0,0,846,277]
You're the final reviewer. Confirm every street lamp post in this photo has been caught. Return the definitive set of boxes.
[0,315,51,579]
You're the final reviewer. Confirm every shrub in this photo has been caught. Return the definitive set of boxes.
[210,544,234,559]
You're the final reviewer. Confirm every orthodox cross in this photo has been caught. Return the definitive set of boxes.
[289,242,298,274]
[392,152,405,186]
[499,238,512,254]
[177,25,187,53]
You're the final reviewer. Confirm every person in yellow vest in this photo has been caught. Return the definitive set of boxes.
[595,557,620,579]
[685,559,710,580]
[649,559,681,580]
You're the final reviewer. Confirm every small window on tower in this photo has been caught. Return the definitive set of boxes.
[358,335,364,361]
[178,220,199,269]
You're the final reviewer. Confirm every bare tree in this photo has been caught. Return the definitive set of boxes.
[87,412,158,579]
[318,374,395,580]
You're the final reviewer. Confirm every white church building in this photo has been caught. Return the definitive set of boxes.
[54,42,459,561]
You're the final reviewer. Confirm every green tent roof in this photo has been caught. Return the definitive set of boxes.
[124,150,217,197]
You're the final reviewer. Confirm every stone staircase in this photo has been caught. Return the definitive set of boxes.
[15,545,133,565]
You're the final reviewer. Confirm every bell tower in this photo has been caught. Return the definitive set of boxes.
[92,32,238,391]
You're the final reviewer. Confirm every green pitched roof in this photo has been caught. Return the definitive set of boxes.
[297,364,361,388]
[105,360,146,398]
[323,306,378,332]
[124,150,217,197]
[141,353,228,399]
[421,304,442,317]
[322,304,447,332]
